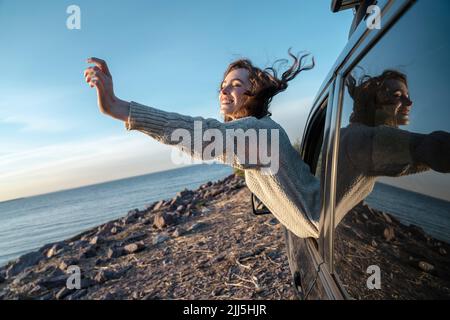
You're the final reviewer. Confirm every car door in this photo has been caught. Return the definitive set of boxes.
[331,0,450,299]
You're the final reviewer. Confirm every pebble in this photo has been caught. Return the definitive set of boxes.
[383,227,395,242]
[124,242,145,254]
[153,212,177,229]
[153,234,170,245]
[418,261,434,272]
[172,227,185,238]
[107,247,123,259]
[56,287,71,300]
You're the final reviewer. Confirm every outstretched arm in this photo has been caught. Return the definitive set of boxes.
[342,124,450,176]
[84,58,273,170]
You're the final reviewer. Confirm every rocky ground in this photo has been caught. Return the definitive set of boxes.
[1,173,449,300]
[0,174,297,300]
[334,203,450,299]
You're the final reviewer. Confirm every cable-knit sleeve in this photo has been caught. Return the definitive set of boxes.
[125,101,275,170]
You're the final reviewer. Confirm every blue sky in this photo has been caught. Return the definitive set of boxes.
[0,0,353,201]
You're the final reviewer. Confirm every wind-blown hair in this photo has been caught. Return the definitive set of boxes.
[222,49,315,122]
[346,70,408,126]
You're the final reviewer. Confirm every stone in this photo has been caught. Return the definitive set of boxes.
[212,253,226,264]
[144,202,157,211]
[96,222,115,237]
[89,236,103,245]
[110,227,119,234]
[71,240,90,250]
[123,232,147,244]
[107,247,123,259]
[56,287,71,300]
[177,188,193,198]
[153,234,170,245]
[58,259,77,271]
[169,197,180,208]
[78,246,97,259]
[418,261,434,272]
[153,200,165,211]
[153,212,177,229]
[94,267,129,284]
[439,248,447,256]
[172,227,185,238]
[12,269,34,286]
[6,251,44,278]
[176,205,184,212]
[124,242,145,254]
[58,261,68,271]
[382,212,392,224]
[201,207,212,214]
[46,244,65,258]
[37,275,68,289]
[188,222,207,233]
[407,225,427,242]
[28,284,44,296]
[123,209,141,224]
[383,227,395,242]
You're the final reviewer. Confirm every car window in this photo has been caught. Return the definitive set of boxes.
[333,0,450,299]
[303,101,327,177]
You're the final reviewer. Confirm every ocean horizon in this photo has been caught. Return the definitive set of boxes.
[0,164,233,267]
[1,163,449,268]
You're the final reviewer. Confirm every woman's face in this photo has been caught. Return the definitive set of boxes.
[219,68,252,119]
[376,79,413,126]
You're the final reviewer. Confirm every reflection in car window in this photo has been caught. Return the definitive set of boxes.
[333,0,450,299]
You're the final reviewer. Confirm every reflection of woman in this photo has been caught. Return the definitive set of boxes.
[285,70,450,296]
[84,51,323,238]
[335,70,450,224]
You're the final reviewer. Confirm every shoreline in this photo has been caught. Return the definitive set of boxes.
[0,174,297,300]
[0,173,449,299]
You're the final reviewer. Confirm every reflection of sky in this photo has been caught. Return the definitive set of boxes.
[0,1,353,202]
[340,0,450,201]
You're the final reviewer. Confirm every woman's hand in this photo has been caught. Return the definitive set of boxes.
[84,57,129,121]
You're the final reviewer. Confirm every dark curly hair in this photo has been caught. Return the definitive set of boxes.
[221,49,315,122]
[346,70,408,127]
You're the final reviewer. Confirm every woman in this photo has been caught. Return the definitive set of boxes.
[84,50,321,239]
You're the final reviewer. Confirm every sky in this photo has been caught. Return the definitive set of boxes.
[0,0,353,202]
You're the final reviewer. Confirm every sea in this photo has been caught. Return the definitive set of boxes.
[0,164,233,267]
[1,164,449,267]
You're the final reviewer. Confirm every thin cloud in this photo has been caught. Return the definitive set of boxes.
[0,134,176,202]
[0,86,80,133]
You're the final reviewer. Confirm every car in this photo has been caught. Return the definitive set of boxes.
[252,0,450,299]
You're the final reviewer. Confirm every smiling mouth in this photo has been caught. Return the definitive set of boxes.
[397,105,411,116]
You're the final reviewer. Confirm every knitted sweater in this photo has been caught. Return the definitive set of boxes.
[125,101,322,238]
